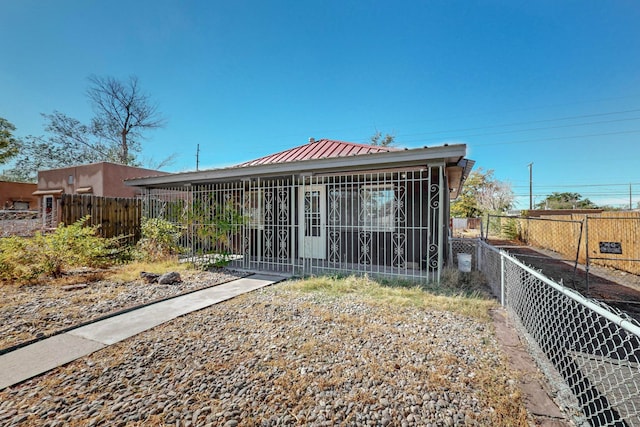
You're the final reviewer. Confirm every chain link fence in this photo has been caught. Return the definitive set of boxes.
[451,237,640,426]
[483,214,640,301]
[485,214,584,267]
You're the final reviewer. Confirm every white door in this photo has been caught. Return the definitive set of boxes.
[298,185,326,259]
[42,195,56,228]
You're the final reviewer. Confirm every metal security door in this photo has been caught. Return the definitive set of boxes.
[299,185,326,259]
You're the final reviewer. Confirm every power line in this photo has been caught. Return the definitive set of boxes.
[512,182,640,189]
[345,95,640,143]
[395,108,640,140]
[402,116,640,143]
[465,129,640,147]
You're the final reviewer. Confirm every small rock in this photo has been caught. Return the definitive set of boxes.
[61,284,88,291]
[140,272,160,283]
[158,272,182,285]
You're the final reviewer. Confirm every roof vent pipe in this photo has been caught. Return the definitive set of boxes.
[309,137,315,143]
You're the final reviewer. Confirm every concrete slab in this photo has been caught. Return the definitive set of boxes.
[0,334,106,389]
[492,309,571,426]
[0,273,286,390]
[69,274,282,345]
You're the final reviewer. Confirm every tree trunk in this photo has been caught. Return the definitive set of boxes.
[121,130,128,164]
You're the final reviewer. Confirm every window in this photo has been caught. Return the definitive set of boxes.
[329,188,357,228]
[246,190,263,229]
[329,184,396,232]
[360,185,395,232]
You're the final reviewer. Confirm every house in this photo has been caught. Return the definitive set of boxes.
[34,162,167,228]
[126,139,474,282]
[0,181,38,210]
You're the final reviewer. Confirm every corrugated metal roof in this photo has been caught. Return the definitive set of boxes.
[235,138,399,167]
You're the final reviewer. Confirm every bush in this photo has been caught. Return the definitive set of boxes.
[501,218,522,241]
[136,217,184,261]
[0,217,115,283]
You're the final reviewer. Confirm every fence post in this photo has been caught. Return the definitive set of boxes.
[572,219,585,287]
[485,214,491,240]
[500,251,505,306]
[585,216,590,294]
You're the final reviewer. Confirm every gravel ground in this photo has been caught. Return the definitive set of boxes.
[0,269,245,351]
[0,277,532,426]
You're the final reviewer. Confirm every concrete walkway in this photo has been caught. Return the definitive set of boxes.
[0,273,285,390]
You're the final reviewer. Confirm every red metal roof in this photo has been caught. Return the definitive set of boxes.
[236,139,399,167]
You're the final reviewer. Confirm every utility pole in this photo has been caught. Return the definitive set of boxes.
[196,144,200,171]
[528,162,533,210]
[630,183,633,211]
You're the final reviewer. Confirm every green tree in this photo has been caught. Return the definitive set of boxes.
[4,75,168,181]
[0,117,20,165]
[535,192,598,210]
[451,168,514,218]
[369,130,395,147]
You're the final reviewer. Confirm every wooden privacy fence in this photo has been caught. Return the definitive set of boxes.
[488,212,640,276]
[60,194,142,243]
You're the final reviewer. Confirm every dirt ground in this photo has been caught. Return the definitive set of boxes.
[488,239,640,322]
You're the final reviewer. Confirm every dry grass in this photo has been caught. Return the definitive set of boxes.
[0,272,535,426]
[276,275,530,424]
[104,260,191,283]
[285,272,498,322]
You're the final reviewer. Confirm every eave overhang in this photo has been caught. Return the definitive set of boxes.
[446,158,476,200]
[126,144,468,189]
[33,189,64,196]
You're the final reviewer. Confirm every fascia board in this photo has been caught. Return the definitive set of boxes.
[126,144,467,188]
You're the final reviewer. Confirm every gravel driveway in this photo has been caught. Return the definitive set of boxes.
[0,274,534,426]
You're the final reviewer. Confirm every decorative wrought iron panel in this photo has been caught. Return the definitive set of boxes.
[140,165,447,282]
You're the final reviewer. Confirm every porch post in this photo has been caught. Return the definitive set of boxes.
[291,174,296,274]
[437,164,445,283]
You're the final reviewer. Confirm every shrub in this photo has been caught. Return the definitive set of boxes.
[0,217,115,283]
[136,217,184,261]
[501,217,522,240]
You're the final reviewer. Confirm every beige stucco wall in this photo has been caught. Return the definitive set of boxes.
[37,163,167,198]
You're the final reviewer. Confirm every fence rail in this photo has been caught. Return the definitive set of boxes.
[451,238,640,426]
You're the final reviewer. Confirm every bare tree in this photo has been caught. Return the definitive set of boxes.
[4,75,169,181]
[87,75,166,164]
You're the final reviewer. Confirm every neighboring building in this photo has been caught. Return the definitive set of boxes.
[34,162,167,227]
[0,181,38,210]
[127,139,474,282]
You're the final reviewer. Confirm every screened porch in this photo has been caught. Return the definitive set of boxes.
[141,165,449,282]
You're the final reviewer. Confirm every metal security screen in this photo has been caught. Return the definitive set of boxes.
[304,190,321,237]
[141,165,446,282]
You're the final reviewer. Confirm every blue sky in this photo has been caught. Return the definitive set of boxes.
[2,0,640,208]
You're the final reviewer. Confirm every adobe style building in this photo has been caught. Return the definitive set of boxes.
[0,181,38,210]
[35,162,167,227]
